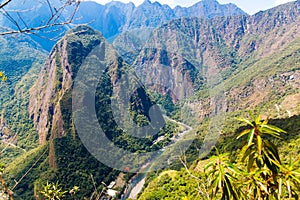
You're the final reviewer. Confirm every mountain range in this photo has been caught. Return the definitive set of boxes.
[0,0,246,50]
[0,0,299,199]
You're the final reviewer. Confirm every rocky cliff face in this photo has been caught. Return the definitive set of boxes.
[112,0,246,64]
[28,26,100,144]
[123,1,300,120]
[131,16,243,102]
[123,0,175,30]
[28,25,159,156]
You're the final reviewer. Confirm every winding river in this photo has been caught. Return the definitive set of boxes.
[121,116,193,200]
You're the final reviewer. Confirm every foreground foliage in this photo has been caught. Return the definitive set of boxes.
[205,114,300,199]
[139,114,300,200]
[40,182,79,200]
[202,114,299,200]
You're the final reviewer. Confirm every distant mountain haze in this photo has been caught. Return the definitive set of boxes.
[92,0,297,14]
[72,0,246,38]
[0,0,246,51]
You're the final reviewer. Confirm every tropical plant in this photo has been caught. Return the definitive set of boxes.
[236,114,300,199]
[40,181,67,200]
[204,150,242,200]
[275,157,300,199]
[205,114,300,200]
[236,114,285,173]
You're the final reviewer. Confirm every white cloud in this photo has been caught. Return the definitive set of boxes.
[275,0,295,6]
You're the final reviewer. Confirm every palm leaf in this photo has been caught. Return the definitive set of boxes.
[247,129,255,146]
[237,129,251,140]
[236,117,254,127]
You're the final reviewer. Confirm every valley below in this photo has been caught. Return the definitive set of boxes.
[122,116,193,200]
[0,0,299,199]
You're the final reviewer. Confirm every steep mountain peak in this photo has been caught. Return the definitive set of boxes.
[200,0,218,3]
[28,23,161,176]
[142,0,152,5]
[29,25,105,144]
[65,25,102,37]
[248,0,299,35]
[105,0,135,9]
[138,0,163,8]
[174,0,246,19]
[192,0,219,8]
[125,0,174,30]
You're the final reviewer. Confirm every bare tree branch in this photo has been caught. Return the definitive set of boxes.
[179,153,211,199]
[17,12,28,29]
[0,0,81,36]
[1,8,22,31]
[0,0,12,10]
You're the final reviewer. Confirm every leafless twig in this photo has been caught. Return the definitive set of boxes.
[0,0,81,36]
[0,0,12,10]
[179,152,211,199]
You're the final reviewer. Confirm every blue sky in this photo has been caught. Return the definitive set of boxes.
[92,0,296,15]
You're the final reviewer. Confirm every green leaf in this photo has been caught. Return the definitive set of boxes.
[255,114,261,125]
[242,144,255,162]
[248,129,255,146]
[236,117,254,127]
[262,118,269,125]
[262,124,286,134]
[237,129,251,140]
[204,162,214,172]
[262,127,283,139]
[248,155,255,172]
[264,140,281,163]
[257,135,262,155]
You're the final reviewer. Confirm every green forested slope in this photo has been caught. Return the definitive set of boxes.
[0,36,46,163]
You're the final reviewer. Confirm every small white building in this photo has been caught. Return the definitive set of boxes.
[107,189,118,198]
[107,181,116,189]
